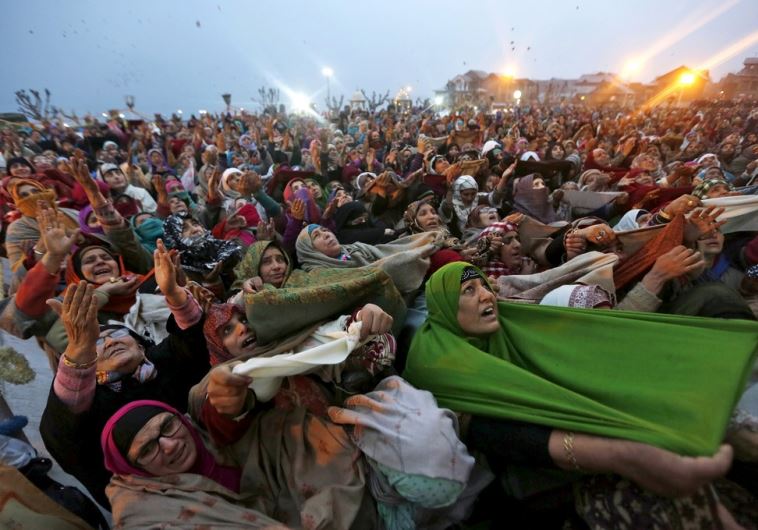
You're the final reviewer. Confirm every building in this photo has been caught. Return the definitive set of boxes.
[718,58,758,99]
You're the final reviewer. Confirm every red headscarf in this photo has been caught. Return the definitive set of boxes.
[211,204,260,247]
[101,399,241,492]
[202,303,247,366]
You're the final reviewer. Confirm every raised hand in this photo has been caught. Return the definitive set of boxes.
[203,262,224,284]
[240,171,261,196]
[642,246,706,295]
[443,162,462,183]
[290,198,306,221]
[207,363,253,417]
[662,194,701,218]
[38,202,80,274]
[355,303,394,341]
[47,281,100,366]
[322,198,338,220]
[71,150,106,207]
[255,218,276,241]
[153,239,185,305]
[684,207,727,244]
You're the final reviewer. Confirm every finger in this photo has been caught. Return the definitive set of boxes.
[253,277,263,290]
[46,298,64,317]
[70,281,88,314]
[326,406,364,426]
[684,259,706,273]
[85,288,99,323]
[212,366,252,387]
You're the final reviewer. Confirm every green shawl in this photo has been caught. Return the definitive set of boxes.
[237,241,406,344]
[403,262,758,456]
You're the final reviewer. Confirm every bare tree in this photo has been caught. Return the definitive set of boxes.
[325,95,344,115]
[415,97,431,108]
[15,88,53,121]
[361,90,390,113]
[252,86,281,112]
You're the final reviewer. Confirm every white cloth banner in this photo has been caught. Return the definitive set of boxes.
[701,195,758,233]
[232,319,363,401]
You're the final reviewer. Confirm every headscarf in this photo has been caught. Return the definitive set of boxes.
[512,173,558,224]
[612,209,648,232]
[7,178,60,219]
[202,303,247,366]
[403,199,435,234]
[95,323,157,390]
[112,194,141,219]
[282,177,306,204]
[692,178,732,199]
[475,221,519,279]
[451,175,479,227]
[147,148,173,175]
[101,400,241,492]
[162,212,243,274]
[78,205,104,236]
[403,261,758,456]
[233,240,293,289]
[220,168,243,209]
[131,214,164,254]
[539,284,614,308]
[304,178,328,209]
[211,203,260,247]
[65,244,152,316]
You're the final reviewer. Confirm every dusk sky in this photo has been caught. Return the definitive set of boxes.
[3,0,758,116]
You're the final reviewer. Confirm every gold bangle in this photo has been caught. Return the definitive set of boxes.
[60,354,97,370]
[563,431,583,472]
[657,210,672,221]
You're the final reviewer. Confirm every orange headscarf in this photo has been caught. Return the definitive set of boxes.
[65,245,154,316]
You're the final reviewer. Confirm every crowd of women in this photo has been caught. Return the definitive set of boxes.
[0,96,757,529]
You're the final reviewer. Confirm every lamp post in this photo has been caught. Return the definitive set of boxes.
[124,95,135,111]
[222,93,232,114]
[513,89,522,108]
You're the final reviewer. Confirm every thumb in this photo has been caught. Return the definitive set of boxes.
[46,298,63,316]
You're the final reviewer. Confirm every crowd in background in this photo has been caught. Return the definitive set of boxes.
[0,95,757,529]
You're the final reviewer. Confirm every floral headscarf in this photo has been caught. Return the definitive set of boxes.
[162,212,242,274]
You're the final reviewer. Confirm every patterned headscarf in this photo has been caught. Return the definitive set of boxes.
[692,178,732,199]
[539,284,614,308]
[202,303,247,366]
[162,212,242,274]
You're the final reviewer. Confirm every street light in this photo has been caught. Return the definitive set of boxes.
[513,89,522,100]
[291,92,311,113]
[434,95,443,105]
[678,72,696,86]
[222,93,232,113]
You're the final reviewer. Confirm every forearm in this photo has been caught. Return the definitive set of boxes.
[53,354,97,414]
[254,189,281,217]
[16,260,61,317]
[165,288,203,329]
[102,218,155,273]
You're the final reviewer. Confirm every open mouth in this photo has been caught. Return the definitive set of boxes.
[94,266,113,277]
[481,306,495,317]
[241,336,256,349]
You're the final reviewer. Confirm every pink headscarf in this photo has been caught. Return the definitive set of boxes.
[100,399,241,492]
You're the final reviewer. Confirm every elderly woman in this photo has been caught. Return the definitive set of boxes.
[39,243,212,508]
[295,223,439,295]
[101,378,481,529]
[404,262,755,527]
[473,221,538,280]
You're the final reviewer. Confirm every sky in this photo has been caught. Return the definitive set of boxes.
[3,0,758,116]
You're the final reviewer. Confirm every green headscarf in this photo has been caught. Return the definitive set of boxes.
[236,241,407,344]
[404,262,758,456]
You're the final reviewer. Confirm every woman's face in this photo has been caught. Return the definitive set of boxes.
[169,197,189,214]
[456,277,500,336]
[181,218,206,238]
[104,169,127,190]
[448,145,460,158]
[705,183,730,198]
[310,227,342,258]
[459,189,477,205]
[10,162,32,178]
[550,145,565,159]
[86,211,101,229]
[16,184,41,199]
[306,181,322,199]
[79,247,119,283]
[696,230,724,256]
[133,213,153,228]
[334,138,345,150]
[227,172,243,190]
[433,158,450,174]
[96,327,145,374]
[498,231,522,269]
[415,202,441,231]
[478,207,499,227]
[532,178,546,189]
[220,313,256,356]
[290,179,305,193]
[259,246,288,287]
[127,412,198,476]
[150,152,163,166]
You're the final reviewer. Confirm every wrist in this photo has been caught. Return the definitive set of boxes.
[641,270,668,295]
[62,345,97,367]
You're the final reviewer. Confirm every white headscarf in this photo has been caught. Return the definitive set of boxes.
[452,175,479,229]
[612,208,648,232]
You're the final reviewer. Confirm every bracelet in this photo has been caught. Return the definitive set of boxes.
[33,248,45,256]
[563,431,583,472]
[657,210,672,221]
[60,354,97,370]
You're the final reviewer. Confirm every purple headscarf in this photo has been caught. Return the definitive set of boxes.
[101,399,241,492]
[78,205,104,235]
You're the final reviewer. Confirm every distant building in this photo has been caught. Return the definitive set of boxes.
[718,58,758,99]
[649,66,709,104]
